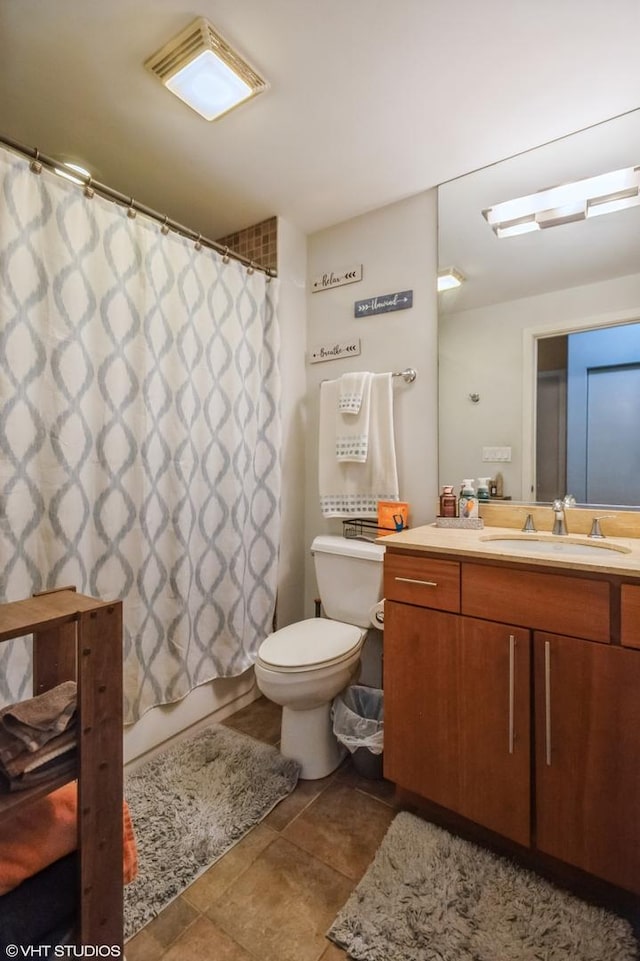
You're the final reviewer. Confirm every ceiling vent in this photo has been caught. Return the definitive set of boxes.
[145,17,268,121]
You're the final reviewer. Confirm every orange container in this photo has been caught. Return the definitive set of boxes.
[377,500,409,533]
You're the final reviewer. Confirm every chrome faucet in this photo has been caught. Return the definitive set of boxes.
[552,499,568,535]
[589,515,614,539]
[552,494,576,535]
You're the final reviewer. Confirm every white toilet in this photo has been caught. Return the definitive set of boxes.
[254,535,385,779]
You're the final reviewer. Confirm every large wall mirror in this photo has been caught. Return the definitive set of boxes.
[437,108,640,508]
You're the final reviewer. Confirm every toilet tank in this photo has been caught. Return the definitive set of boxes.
[311,535,385,628]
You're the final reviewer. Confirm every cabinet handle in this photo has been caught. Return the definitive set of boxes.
[508,634,515,754]
[394,576,438,587]
[544,640,552,766]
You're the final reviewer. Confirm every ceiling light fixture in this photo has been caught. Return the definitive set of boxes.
[437,267,465,292]
[145,17,268,122]
[483,164,640,238]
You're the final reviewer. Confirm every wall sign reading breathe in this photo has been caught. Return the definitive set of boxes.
[309,339,361,364]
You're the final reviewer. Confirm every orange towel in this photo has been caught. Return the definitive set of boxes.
[123,798,137,885]
[0,781,137,895]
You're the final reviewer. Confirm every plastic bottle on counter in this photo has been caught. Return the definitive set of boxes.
[477,477,491,502]
[458,479,479,519]
[439,485,457,517]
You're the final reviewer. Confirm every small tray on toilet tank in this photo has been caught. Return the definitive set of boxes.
[342,518,407,543]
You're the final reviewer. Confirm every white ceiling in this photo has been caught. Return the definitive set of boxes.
[1,1,640,244]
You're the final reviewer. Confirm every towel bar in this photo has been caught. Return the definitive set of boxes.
[393,368,417,383]
[320,367,417,385]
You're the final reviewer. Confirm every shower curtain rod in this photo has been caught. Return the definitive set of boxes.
[0,133,276,279]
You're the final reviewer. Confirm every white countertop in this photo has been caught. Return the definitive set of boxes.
[378,523,640,577]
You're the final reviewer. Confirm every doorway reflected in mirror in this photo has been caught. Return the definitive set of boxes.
[536,322,640,505]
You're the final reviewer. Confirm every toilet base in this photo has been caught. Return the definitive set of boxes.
[280,702,346,779]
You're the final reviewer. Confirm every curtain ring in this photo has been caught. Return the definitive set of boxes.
[247,261,255,275]
[222,246,230,264]
[161,215,170,235]
[29,150,42,175]
[194,233,202,251]
[83,177,95,199]
[127,198,137,219]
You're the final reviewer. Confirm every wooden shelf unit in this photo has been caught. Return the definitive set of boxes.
[0,587,123,948]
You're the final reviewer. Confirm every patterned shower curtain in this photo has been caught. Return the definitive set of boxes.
[0,148,281,723]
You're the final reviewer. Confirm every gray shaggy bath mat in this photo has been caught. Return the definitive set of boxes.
[124,724,299,939]
[328,811,637,961]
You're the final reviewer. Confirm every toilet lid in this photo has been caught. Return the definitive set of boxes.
[257,618,364,670]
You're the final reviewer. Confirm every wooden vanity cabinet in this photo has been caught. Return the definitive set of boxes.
[534,631,640,894]
[384,548,640,896]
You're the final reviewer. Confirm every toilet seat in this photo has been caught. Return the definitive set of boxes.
[257,618,364,673]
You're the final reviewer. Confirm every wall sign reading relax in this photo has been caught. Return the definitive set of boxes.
[311,263,363,292]
[354,290,413,317]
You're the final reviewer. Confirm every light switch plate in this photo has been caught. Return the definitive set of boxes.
[482,446,512,462]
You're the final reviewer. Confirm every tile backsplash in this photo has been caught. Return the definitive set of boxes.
[217,216,277,273]
[480,502,640,538]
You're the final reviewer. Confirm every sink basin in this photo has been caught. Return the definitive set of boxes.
[479,535,631,557]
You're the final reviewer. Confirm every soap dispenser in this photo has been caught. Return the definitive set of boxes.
[439,485,457,517]
[477,477,491,502]
[459,479,478,519]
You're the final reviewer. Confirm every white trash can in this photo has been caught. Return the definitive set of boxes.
[332,685,384,779]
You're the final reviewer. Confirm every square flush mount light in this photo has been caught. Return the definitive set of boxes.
[437,267,465,292]
[483,164,640,238]
[145,17,268,121]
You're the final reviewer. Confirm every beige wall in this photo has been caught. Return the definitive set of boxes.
[275,217,308,628]
[303,190,439,616]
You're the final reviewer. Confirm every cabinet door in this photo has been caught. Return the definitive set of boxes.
[384,602,461,811]
[534,633,640,895]
[384,602,531,845]
[458,617,530,846]
[621,584,640,649]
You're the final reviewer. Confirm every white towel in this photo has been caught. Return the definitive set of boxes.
[335,372,373,463]
[319,372,399,517]
[338,371,372,414]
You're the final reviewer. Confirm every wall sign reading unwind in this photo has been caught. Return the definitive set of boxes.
[354,289,413,317]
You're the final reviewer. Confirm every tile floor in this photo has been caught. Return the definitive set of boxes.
[125,696,399,961]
